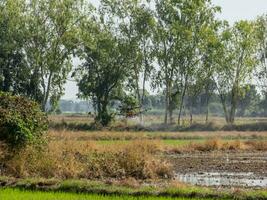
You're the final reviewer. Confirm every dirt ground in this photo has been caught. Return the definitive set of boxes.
[169,152,267,188]
[170,152,267,176]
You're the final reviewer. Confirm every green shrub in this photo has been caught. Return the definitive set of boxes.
[0,92,48,148]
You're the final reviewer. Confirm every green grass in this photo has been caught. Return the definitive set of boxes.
[94,139,187,145]
[161,139,204,146]
[95,139,205,147]
[0,189,211,200]
[1,178,267,200]
[95,139,200,146]
[95,139,260,146]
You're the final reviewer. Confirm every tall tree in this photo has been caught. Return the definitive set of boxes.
[23,0,86,111]
[197,21,222,123]
[153,0,176,124]
[153,0,220,124]
[100,0,155,123]
[75,18,132,126]
[214,21,259,124]
[0,0,28,94]
[256,15,267,90]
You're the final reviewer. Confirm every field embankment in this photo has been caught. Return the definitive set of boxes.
[0,188,211,200]
[0,178,267,200]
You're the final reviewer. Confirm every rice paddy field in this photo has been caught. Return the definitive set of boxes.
[1,115,267,199]
[0,189,209,200]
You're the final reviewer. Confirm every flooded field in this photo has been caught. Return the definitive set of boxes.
[171,152,267,188]
[175,172,267,188]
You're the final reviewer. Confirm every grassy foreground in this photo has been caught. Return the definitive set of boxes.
[0,178,267,200]
[0,189,209,200]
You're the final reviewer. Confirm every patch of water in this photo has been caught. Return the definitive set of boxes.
[174,172,267,188]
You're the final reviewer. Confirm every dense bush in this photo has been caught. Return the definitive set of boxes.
[0,92,48,148]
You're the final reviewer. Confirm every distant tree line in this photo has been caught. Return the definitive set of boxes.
[54,100,93,114]
[140,84,267,119]
[0,0,267,126]
[58,83,267,120]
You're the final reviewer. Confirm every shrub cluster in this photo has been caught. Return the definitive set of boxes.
[0,92,48,148]
[1,140,172,180]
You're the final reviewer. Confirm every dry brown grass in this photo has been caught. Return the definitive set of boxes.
[193,139,245,151]
[1,128,266,181]
[245,140,267,151]
[0,139,172,180]
[166,139,267,153]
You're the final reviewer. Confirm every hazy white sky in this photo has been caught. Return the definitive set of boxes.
[63,0,267,100]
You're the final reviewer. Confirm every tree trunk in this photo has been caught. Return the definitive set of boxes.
[134,66,143,124]
[42,72,53,112]
[3,65,11,92]
[141,56,149,125]
[229,59,241,124]
[96,98,110,126]
[229,86,238,124]
[178,74,189,126]
[205,86,210,124]
[169,104,173,124]
[189,99,193,125]
[222,100,230,124]
[178,84,187,126]
[190,107,193,125]
[164,84,169,125]
[205,103,209,124]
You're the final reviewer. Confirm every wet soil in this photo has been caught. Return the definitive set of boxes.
[169,152,267,175]
[169,152,267,188]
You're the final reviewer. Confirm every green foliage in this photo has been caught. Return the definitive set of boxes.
[0,0,28,95]
[153,0,221,124]
[101,0,155,119]
[214,21,259,124]
[0,0,266,125]
[0,92,48,148]
[75,15,132,126]
[0,0,90,112]
[119,95,140,118]
[23,0,88,111]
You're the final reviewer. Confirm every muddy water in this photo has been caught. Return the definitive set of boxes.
[170,152,267,188]
[175,172,267,188]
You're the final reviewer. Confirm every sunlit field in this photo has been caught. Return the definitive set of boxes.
[1,0,267,198]
[1,111,267,199]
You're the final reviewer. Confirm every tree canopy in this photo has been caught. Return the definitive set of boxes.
[0,0,266,125]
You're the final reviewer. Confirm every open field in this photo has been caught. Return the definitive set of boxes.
[49,115,267,132]
[48,129,267,141]
[1,116,267,198]
[48,115,267,127]
[1,129,267,188]
[1,0,267,198]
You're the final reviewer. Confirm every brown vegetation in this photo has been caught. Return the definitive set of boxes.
[1,128,266,184]
[0,139,172,180]
[168,139,267,153]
